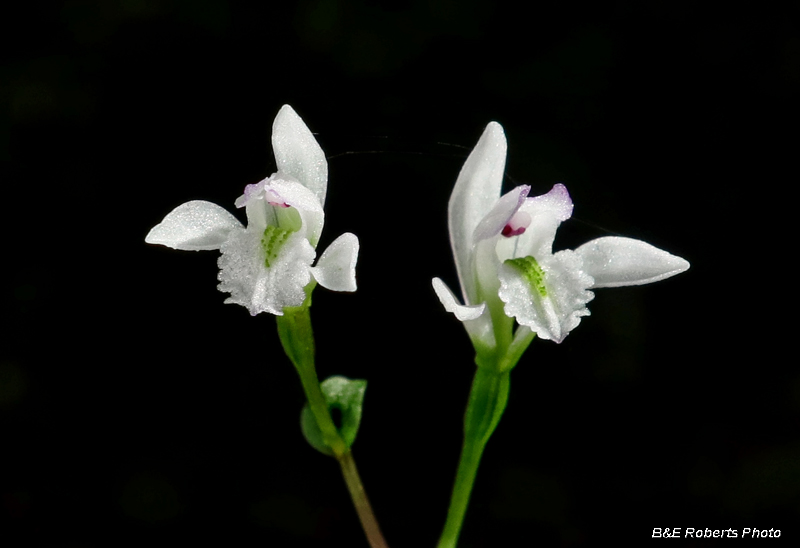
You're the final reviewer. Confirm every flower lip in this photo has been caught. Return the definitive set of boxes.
[145,105,359,316]
[434,120,690,347]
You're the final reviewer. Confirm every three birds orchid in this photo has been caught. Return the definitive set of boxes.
[145,104,359,315]
[144,110,692,548]
[432,122,689,368]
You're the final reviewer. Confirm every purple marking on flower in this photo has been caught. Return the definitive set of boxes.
[265,188,290,208]
[501,210,531,237]
[242,182,262,200]
[236,181,268,209]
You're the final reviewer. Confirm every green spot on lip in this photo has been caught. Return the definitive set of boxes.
[261,225,293,268]
[506,256,548,297]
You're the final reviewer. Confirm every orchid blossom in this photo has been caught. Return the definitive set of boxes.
[146,105,359,315]
[432,121,689,366]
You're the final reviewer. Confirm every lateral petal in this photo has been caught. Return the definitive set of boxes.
[575,236,690,288]
[270,177,325,247]
[513,183,574,260]
[432,277,486,321]
[145,200,242,251]
[473,185,530,243]
[310,232,359,292]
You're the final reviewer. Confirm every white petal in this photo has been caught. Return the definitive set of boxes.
[473,185,530,242]
[528,182,573,221]
[513,184,573,260]
[449,122,507,305]
[432,278,486,321]
[145,200,242,251]
[498,250,593,343]
[269,177,325,247]
[235,178,273,231]
[310,233,359,292]
[575,236,690,288]
[217,226,315,315]
[272,105,328,207]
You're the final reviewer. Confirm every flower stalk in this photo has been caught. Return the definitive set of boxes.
[276,290,389,548]
[339,449,388,548]
[276,290,347,457]
[432,120,690,546]
[438,367,510,548]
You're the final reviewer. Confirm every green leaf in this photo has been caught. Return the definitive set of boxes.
[301,376,367,456]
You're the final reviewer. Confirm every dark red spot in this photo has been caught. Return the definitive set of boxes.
[502,225,526,237]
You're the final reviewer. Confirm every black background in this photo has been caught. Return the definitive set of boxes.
[1,1,796,546]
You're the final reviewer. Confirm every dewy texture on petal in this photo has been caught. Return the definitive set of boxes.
[234,177,322,238]
[505,183,573,262]
[473,185,530,243]
[145,200,242,251]
[434,119,690,347]
[449,122,507,306]
[498,250,594,343]
[217,227,316,316]
[272,105,328,207]
[576,236,691,288]
[432,278,486,321]
[145,104,359,317]
[310,232,359,292]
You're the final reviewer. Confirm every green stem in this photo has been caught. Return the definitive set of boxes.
[276,301,390,548]
[339,449,389,548]
[437,368,510,548]
[277,303,345,456]
[437,434,486,548]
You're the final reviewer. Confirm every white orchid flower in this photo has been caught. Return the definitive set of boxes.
[146,105,359,316]
[432,121,689,358]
